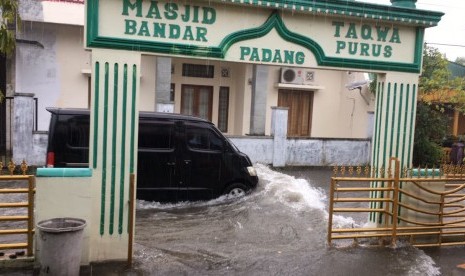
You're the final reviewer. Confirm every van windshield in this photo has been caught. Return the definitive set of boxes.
[226,138,239,152]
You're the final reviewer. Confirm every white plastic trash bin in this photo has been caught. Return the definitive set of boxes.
[37,218,86,276]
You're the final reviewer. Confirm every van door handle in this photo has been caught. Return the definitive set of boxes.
[184,160,191,165]
[167,162,175,166]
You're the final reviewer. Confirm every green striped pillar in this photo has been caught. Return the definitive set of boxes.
[370,72,419,224]
[89,49,141,260]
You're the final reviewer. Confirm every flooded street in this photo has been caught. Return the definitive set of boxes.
[1,165,464,275]
[130,165,448,276]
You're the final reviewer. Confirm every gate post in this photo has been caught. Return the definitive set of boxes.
[271,106,288,167]
[370,72,420,224]
[88,49,141,261]
[12,93,34,163]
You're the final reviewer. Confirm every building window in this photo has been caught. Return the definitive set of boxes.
[218,87,229,132]
[170,83,175,102]
[181,85,213,121]
[182,63,214,78]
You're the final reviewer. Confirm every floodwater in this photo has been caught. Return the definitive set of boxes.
[129,165,449,276]
[1,165,465,275]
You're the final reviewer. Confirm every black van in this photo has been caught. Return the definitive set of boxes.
[46,108,258,202]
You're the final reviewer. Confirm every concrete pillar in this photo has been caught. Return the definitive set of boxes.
[271,107,288,167]
[155,57,174,113]
[250,65,268,135]
[370,72,419,224]
[88,49,141,261]
[12,93,34,163]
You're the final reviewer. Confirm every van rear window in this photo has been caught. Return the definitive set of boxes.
[139,122,174,149]
[67,117,90,148]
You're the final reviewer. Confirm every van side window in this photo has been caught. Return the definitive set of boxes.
[139,122,174,149]
[186,127,223,151]
[67,116,90,148]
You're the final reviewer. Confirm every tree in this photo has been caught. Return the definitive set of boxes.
[0,0,19,102]
[455,57,465,66]
[413,45,465,166]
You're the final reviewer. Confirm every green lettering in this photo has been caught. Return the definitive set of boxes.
[124,19,137,35]
[284,50,294,64]
[153,23,166,38]
[389,28,401,43]
[383,45,392,58]
[169,24,180,39]
[332,21,344,37]
[346,23,358,39]
[240,47,251,60]
[202,7,216,24]
[336,41,346,54]
[122,0,142,17]
[164,3,178,20]
[295,52,305,65]
[361,25,373,40]
[138,21,150,36]
[250,48,260,61]
[196,27,207,42]
[348,42,358,55]
[360,43,369,56]
[272,49,282,63]
[372,44,381,57]
[146,1,161,19]
[181,5,191,22]
[192,6,200,23]
[376,26,390,42]
[183,26,194,41]
[262,49,272,62]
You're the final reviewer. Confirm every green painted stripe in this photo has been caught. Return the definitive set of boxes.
[130,65,137,174]
[370,82,384,222]
[389,83,398,158]
[119,64,128,235]
[109,63,119,235]
[406,85,417,165]
[382,83,392,169]
[401,84,411,169]
[100,62,110,236]
[396,84,404,165]
[379,82,392,224]
[93,62,100,169]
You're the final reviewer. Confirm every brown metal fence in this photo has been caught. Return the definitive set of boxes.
[0,161,35,257]
[328,157,465,248]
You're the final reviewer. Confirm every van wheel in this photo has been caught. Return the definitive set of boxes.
[225,183,248,198]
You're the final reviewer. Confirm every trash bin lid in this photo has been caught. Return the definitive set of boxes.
[37,217,86,233]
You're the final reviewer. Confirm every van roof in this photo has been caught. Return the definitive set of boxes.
[46,107,213,124]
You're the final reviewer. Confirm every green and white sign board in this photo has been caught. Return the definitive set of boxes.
[86,0,443,73]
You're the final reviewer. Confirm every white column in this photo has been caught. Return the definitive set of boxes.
[370,72,419,224]
[89,49,141,261]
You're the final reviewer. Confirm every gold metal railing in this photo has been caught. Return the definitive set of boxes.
[328,158,465,248]
[0,161,35,257]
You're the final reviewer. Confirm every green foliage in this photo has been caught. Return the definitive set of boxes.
[0,0,19,102]
[413,45,465,165]
[0,0,19,56]
[412,102,449,167]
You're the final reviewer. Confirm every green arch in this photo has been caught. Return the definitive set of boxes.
[219,11,326,62]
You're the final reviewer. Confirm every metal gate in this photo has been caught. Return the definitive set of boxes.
[0,161,35,257]
[328,158,465,247]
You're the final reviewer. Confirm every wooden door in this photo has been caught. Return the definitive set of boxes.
[278,90,313,137]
